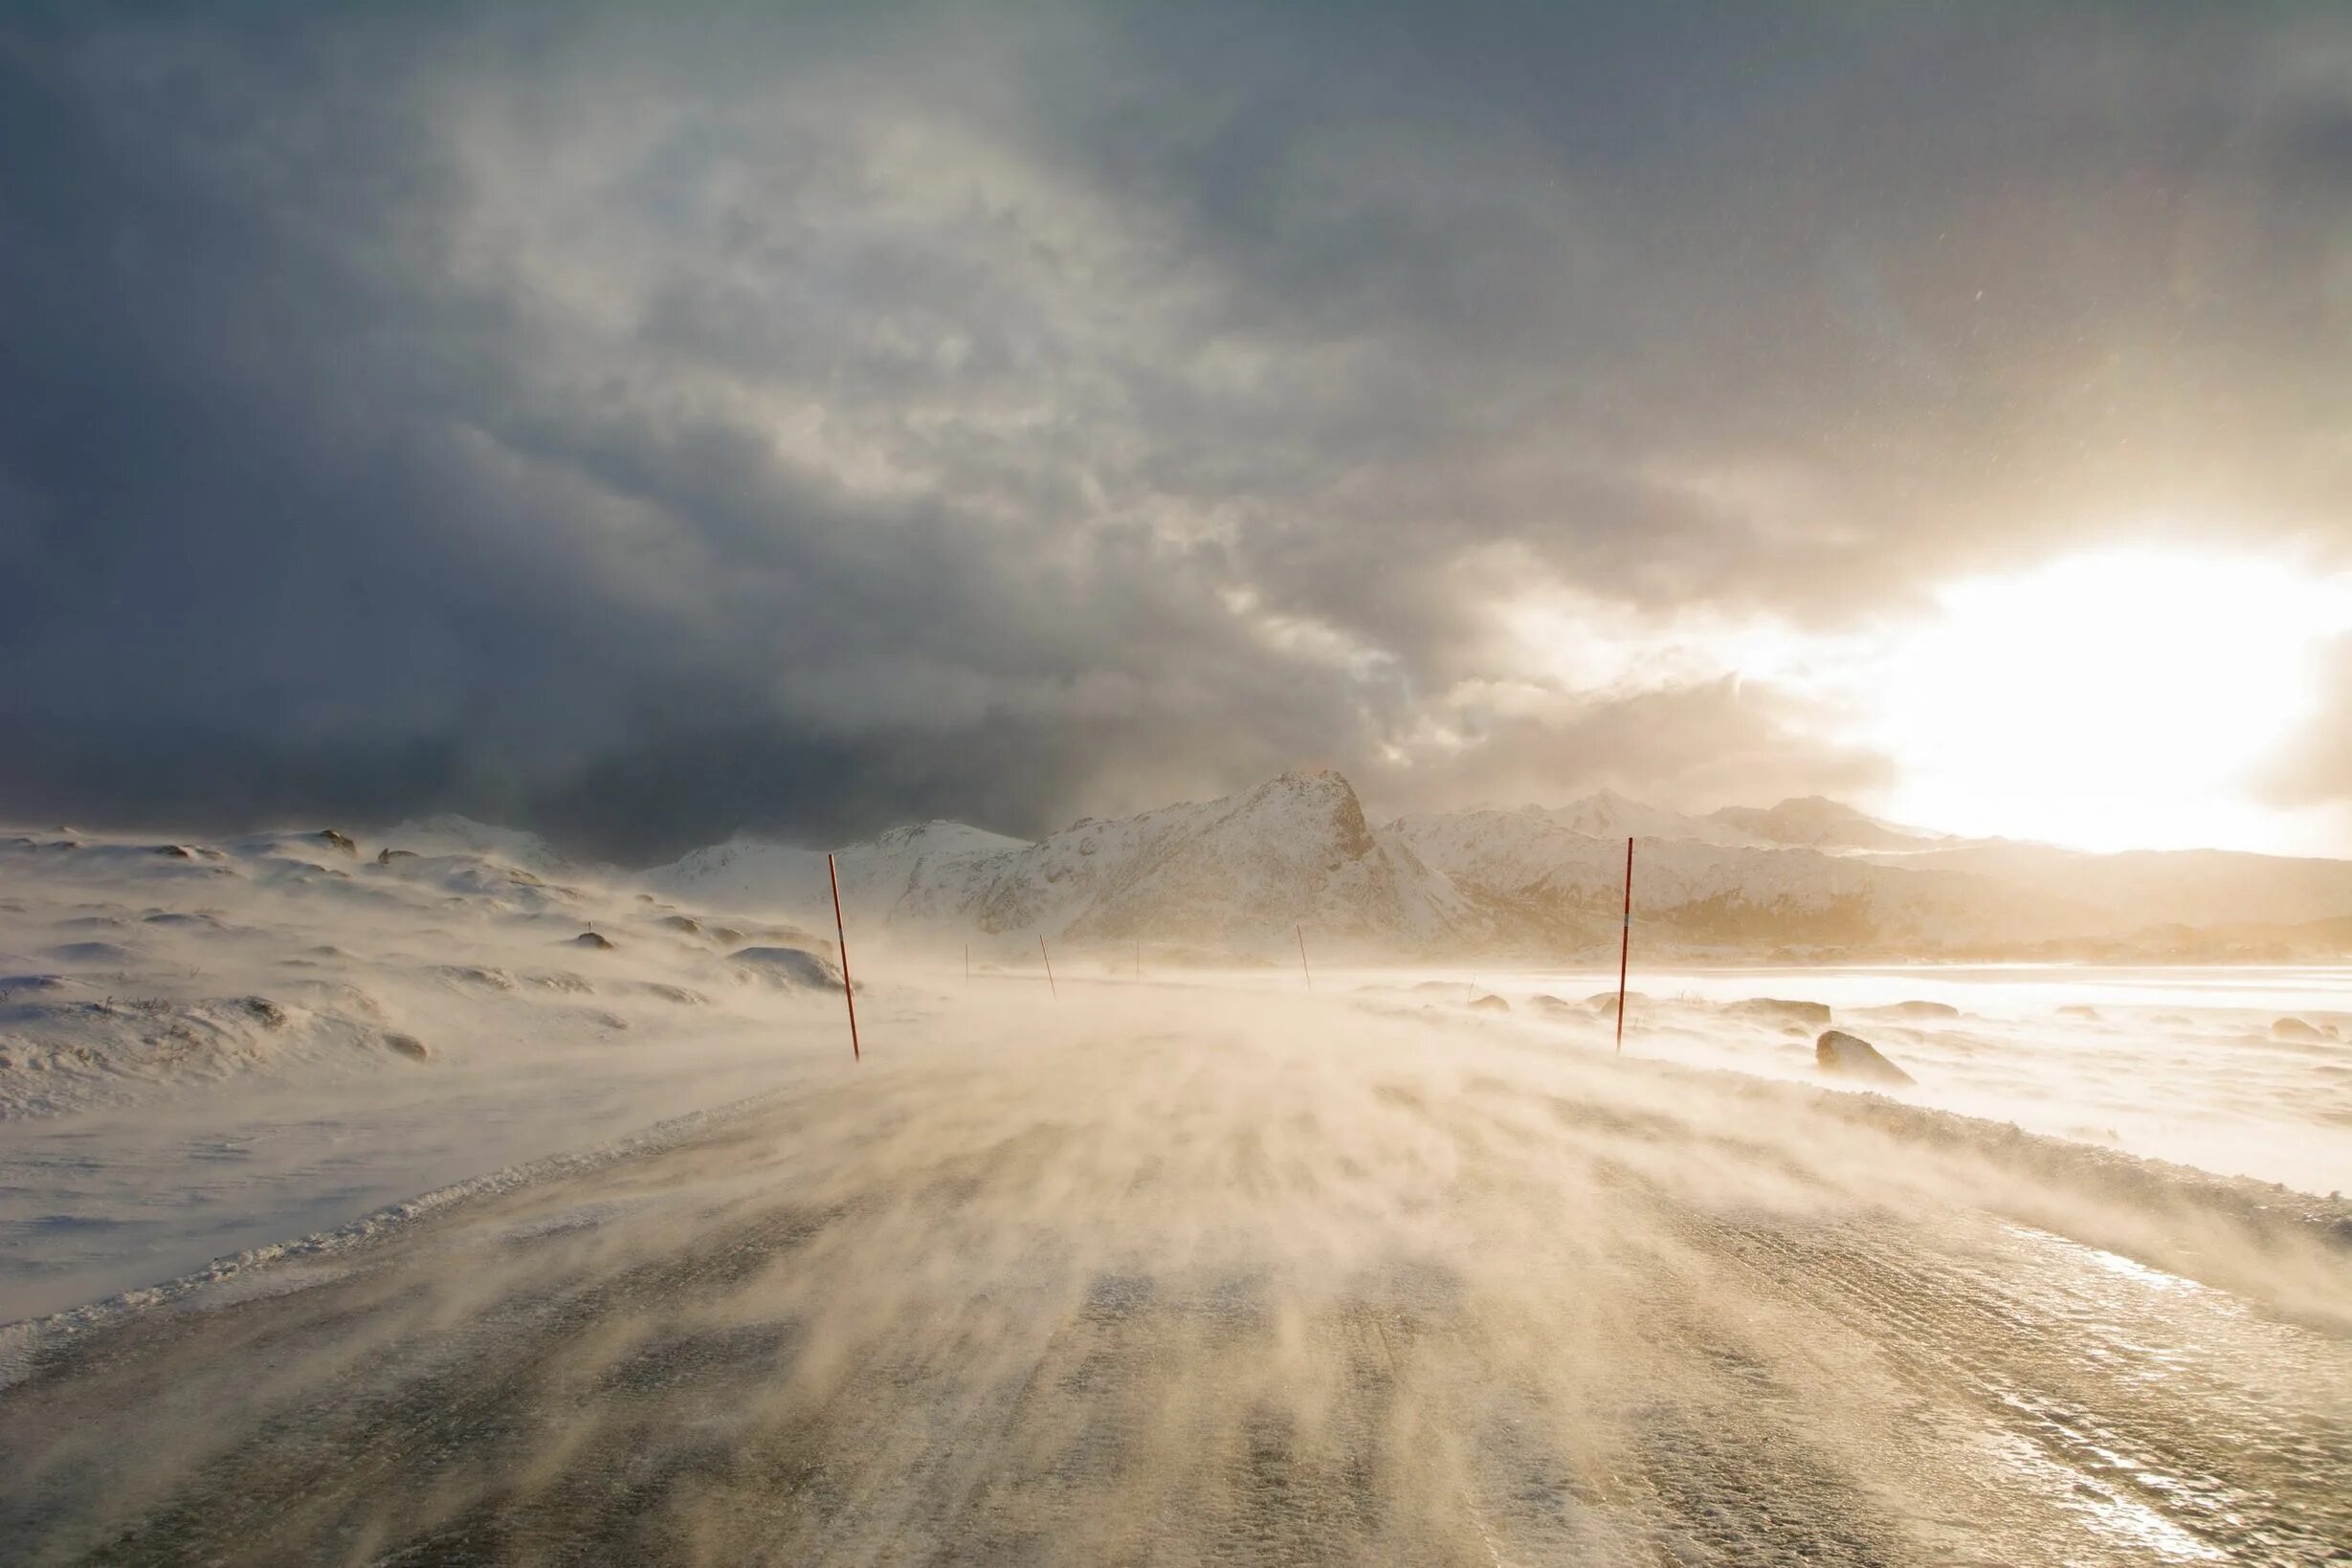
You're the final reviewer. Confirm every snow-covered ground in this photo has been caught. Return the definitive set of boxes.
[3,819,2350,1560]
[4,812,2349,1331]
[4,983,2346,1564]
[1347,963,2352,1197]
[0,823,861,1320]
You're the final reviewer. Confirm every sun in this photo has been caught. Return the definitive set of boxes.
[1863,546,2352,852]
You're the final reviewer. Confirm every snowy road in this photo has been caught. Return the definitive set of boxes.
[3,995,2347,1565]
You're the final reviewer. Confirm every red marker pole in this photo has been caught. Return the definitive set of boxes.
[1297,923,1313,991]
[1040,936,1057,1000]
[828,852,860,1063]
[1614,836,1633,1054]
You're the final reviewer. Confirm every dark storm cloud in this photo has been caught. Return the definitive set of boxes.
[4,3,2350,858]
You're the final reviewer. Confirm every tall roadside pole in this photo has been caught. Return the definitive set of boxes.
[828,852,860,1062]
[1614,837,1633,1053]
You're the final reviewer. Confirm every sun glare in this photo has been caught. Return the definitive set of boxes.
[1866,546,2352,852]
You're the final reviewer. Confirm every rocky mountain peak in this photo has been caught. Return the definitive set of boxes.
[1240,768,1373,859]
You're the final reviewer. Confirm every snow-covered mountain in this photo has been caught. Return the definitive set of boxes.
[1708,796,1951,850]
[639,772,2352,961]
[1527,791,1956,854]
[649,771,1471,951]
[1531,789,1766,848]
[1386,807,2077,951]
[653,820,1026,927]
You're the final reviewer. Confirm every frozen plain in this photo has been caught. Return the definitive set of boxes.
[1,827,2347,1563]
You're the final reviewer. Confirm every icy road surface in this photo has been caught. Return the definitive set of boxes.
[3,991,2347,1566]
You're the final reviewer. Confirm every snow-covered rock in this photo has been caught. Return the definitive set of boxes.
[1815,1029,1916,1087]
[725,946,843,990]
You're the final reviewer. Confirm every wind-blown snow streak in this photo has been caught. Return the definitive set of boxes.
[0,989,2344,1564]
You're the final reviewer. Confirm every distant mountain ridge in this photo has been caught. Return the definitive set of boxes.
[1521,790,1746,849]
[639,772,2352,961]
[1707,796,1957,850]
[649,770,1469,950]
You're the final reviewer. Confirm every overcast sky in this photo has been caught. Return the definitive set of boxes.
[6,2,2352,861]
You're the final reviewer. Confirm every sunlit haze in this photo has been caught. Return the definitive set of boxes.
[1864,547,2352,853]
[1503,544,2352,855]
